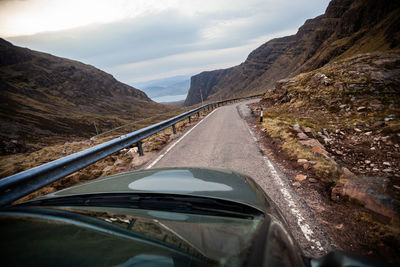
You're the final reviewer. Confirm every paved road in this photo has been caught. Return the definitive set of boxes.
[146,100,334,257]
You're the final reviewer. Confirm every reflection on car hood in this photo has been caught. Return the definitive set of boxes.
[38,167,267,212]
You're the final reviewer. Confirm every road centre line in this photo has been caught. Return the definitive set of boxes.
[146,109,218,169]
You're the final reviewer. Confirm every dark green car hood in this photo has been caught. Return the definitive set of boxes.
[37,168,269,213]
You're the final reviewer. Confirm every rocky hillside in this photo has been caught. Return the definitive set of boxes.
[258,49,400,220]
[252,49,400,262]
[184,0,400,106]
[0,39,172,155]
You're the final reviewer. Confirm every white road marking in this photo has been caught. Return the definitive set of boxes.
[247,126,258,142]
[146,109,218,169]
[264,157,324,251]
[247,125,324,251]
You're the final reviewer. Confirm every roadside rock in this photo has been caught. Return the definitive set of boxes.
[297,159,309,164]
[335,224,344,230]
[293,182,301,187]
[331,177,399,221]
[293,124,303,133]
[312,73,331,86]
[300,139,329,156]
[342,167,357,179]
[297,132,309,140]
[126,147,138,158]
[102,166,113,173]
[114,159,124,166]
[296,174,307,181]
[304,127,317,138]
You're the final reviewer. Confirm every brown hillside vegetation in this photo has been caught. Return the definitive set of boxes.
[184,0,400,106]
[252,50,400,262]
[0,38,174,155]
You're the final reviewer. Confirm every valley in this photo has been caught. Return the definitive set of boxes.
[0,38,176,155]
[1,0,400,264]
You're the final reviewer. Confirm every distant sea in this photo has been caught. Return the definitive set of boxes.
[152,94,187,103]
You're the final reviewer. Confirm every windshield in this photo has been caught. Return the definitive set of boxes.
[1,198,264,266]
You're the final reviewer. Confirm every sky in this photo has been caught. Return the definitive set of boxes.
[0,0,331,87]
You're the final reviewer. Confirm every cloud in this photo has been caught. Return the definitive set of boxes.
[5,0,331,84]
[9,10,204,65]
[106,29,296,83]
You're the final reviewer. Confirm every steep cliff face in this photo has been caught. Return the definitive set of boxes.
[185,68,232,105]
[184,0,400,106]
[0,39,172,154]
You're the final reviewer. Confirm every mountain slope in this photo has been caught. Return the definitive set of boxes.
[184,0,400,106]
[254,50,400,262]
[0,39,172,154]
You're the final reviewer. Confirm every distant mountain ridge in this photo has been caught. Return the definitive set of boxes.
[0,38,172,154]
[134,75,190,99]
[184,0,400,106]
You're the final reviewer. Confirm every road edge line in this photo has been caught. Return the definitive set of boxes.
[246,124,324,252]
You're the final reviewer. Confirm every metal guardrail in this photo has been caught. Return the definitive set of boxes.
[0,94,263,206]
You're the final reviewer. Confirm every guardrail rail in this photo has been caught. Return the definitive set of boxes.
[0,94,263,206]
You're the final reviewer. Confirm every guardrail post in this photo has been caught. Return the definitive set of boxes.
[137,141,144,156]
[260,104,263,123]
[197,112,200,117]
[172,124,176,134]
[188,116,191,123]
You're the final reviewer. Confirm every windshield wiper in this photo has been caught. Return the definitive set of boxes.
[19,193,264,219]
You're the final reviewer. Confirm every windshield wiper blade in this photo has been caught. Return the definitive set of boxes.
[20,193,264,218]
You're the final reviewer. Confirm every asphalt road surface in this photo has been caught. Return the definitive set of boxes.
[146,100,334,257]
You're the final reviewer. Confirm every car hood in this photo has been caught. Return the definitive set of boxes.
[37,167,268,213]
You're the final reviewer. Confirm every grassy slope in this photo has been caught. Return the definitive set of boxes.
[0,39,176,153]
[261,50,400,183]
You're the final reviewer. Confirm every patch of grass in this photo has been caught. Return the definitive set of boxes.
[261,116,341,180]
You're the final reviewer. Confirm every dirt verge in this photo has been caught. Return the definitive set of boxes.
[247,102,400,264]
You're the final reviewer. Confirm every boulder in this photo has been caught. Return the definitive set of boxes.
[295,174,307,181]
[300,139,329,156]
[297,159,309,164]
[297,132,309,140]
[126,147,139,158]
[342,167,357,179]
[293,124,302,133]
[331,177,399,221]
[304,127,317,138]
[293,182,301,187]
[312,73,331,86]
